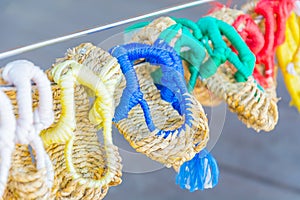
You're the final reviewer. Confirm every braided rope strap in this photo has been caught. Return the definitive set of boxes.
[241,0,295,90]
[55,43,123,111]
[0,60,54,200]
[137,16,255,91]
[110,41,209,168]
[126,17,266,189]
[276,11,300,111]
[150,20,221,190]
[155,16,261,114]
[193,16,278,132]
[45,59,122,200]
[208,6,276,99]
[64,43,218,189]
[127,17,222,107]
[109,41,219,191]
[0,90,16,197]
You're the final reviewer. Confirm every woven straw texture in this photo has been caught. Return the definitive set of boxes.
[241,0,260,19]
[182,60,223,107]
[130,17,222,107]
[1,145,50,200]
[209,6,278,98]
[46,85,121,200]
[0,63,122,200]
[57,43,123,104]
[130,16,177,45]
[63,43,209,170]
[114,62,209,170]
[204,64,278,132]
[0,78,55,200]
[45,46,123,199]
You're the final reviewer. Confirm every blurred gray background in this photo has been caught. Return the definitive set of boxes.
[1,0,300,199]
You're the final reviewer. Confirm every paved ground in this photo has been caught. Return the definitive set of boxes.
[1,0,300,199]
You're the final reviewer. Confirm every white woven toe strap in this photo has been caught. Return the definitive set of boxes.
[0,90,16,196]
[3,60,54,187]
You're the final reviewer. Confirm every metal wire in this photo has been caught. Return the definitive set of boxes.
[0,0,215,60]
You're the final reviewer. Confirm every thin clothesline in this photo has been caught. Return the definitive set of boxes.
[0,0,215,60]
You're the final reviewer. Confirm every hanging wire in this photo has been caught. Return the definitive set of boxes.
[0,0,215,60]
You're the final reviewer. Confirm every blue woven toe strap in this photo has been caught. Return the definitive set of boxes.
[109,42,193,138]
[150,39,185,75]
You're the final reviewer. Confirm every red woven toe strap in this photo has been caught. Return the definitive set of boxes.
[256,0,294,84]
[232,14,264,55]
[233,0,295,88]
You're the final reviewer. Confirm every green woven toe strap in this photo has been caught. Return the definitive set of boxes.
[125,16,257,92]
[197,16,256,82]
[171,17,203,40]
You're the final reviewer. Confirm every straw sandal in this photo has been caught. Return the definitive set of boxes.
[109,41,209,169]
[150,15,278,131]
[61,42,217,191]
[192,16,279,132]
[239,0,295,96]
[43,58,122,199]
[110,41,220,191]
[0,60,54,200]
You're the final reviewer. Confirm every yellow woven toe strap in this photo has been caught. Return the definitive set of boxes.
[40,66,76,146]
[62,43,123,124]
[276,12,300,111]
[51,60,118,188]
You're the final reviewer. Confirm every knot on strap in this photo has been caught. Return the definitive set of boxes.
[176,149,219,192]
[212,46,232,66]
[15,124,35,145]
